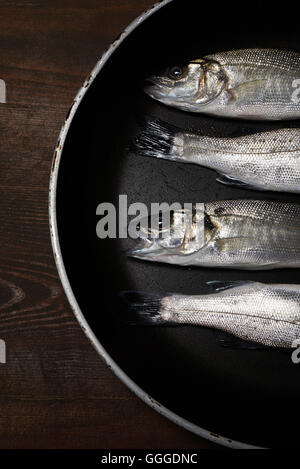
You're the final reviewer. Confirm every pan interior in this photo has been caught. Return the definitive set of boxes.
[56,0,300,448]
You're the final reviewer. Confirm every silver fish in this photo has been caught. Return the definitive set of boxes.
[133,117,300,193]
[121,281,300,348]
[145,49,300,120]
[130,199,300,270]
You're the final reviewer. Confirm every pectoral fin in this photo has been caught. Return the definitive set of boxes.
[216,174,259,191]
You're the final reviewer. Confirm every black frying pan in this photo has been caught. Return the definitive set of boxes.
[49,0,300,448]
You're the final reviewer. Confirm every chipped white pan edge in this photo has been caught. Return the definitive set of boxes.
[49,0,261,450]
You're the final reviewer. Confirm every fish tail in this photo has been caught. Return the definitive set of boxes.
[119,291,168,325]
[132,116,182,159]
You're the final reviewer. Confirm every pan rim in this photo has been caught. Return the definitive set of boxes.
[48,0,260,449]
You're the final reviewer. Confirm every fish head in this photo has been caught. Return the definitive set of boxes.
[129,208,213,264]
[145,60,228,111]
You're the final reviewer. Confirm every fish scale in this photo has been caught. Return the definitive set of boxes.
[121,283,300,348]
[182,129,300,192]
[184,128,300,154]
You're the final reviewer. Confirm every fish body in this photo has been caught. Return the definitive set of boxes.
[145,49,300,120]
[121,282,300,348]
[130,199,300,270]
[134,117,300,193]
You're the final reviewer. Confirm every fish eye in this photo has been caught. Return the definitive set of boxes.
[168,65,185,80]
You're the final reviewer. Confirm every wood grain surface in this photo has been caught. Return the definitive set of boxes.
[0,0,217,449]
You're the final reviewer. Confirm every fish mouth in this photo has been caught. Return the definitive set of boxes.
[144,77,172,100]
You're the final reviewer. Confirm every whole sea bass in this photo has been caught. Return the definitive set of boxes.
[121,281,300,348]
[145,49,300,120]
[133,117,300,193]
[130,199,300,270]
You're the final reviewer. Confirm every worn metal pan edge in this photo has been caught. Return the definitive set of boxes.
[48,0,261,449]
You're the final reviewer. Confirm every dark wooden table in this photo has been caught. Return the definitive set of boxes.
[0,0,217,449]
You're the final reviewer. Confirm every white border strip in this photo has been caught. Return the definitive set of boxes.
[49,0,260,449]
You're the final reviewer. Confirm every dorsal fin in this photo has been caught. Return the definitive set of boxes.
[216,174,259,190]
